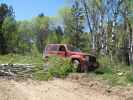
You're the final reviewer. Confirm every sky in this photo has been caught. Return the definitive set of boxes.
[0,0,67,20]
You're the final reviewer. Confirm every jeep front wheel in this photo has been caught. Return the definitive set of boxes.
[72,59,80,72]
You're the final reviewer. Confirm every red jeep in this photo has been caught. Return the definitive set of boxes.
[43,44,99,72]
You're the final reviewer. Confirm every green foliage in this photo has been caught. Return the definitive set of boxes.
[61,35,71,44]
[16,21,32,53]
[126,71,133,84]
[0,3,14,24]
[94,56,133,86]
[59,6,89,51]
[97,56,112,67]
[0,3,15,54]
[47,56,72,78]
[16,16,50,53]
[0,53,43,64]
[33,71,52,81]
[33,16,49,32]
[34,16,50,53]
[2,16,17,52]
[32,56,73,80]
[46,32,61,44]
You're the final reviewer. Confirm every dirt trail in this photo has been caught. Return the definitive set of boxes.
[0,78,129,100]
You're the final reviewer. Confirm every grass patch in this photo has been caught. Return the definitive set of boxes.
[126,72,133,84]
[95,56,133,86]
[95,66,114,75]
[1,53,133,86]
[0,53,44,64]
[32,70,52,80]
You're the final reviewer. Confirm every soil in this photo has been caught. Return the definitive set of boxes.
[0,74,133,100]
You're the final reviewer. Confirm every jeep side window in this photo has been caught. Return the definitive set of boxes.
[46,45,58,51]
[68,45,81,52]
[59,46,66,51]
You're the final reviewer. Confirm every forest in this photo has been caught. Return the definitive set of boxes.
[0,0,133,65]
[0,1,133,99]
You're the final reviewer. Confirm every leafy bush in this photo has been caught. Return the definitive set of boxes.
[47,56,72,78]
[32,56,73,80]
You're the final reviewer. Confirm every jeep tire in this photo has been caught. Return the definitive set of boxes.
[72,59,81,72]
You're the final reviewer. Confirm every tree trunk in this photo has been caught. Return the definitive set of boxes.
[81,0,95,50]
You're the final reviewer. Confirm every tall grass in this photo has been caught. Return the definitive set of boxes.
[95,55,133,86]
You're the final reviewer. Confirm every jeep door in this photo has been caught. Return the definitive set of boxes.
[58,45,67,57]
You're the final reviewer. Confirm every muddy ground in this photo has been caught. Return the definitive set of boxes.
[0,74,133,100]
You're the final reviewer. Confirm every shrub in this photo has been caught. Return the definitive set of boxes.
[32,56,73,80]
[47,56,72,78]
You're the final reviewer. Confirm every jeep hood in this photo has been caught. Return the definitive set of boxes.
[69,51,86,55]
[69,51,95,57]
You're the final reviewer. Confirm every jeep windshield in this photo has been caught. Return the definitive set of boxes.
[67,45,81,52]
